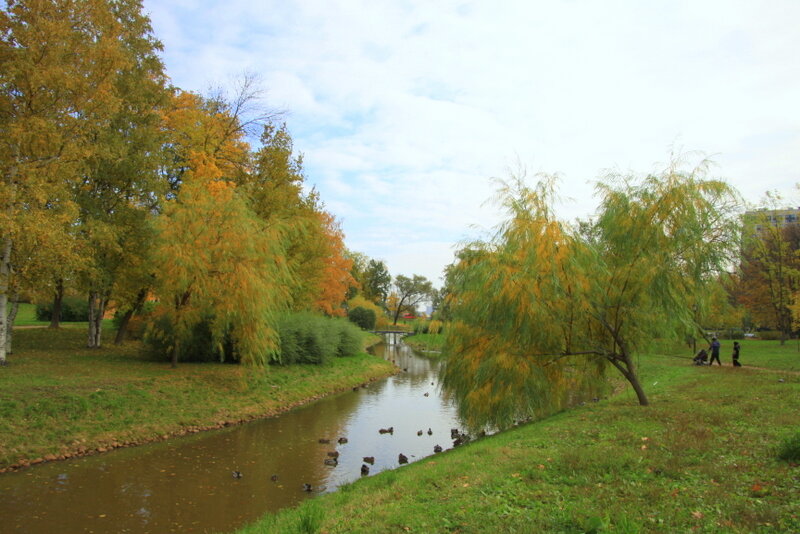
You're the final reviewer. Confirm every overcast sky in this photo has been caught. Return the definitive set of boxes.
[143,0,800,287]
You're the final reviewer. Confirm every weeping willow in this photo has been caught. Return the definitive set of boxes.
[443,159,740,429]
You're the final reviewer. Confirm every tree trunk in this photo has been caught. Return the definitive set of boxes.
[6,293,19,355]
[171,339,179,368]
[114,288,147,345]
[87,291,107,348]
[0,237,12,365]
[49,278,64,328]
[609,352,649,406]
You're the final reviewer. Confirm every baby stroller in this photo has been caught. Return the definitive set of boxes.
[693,349,708,365]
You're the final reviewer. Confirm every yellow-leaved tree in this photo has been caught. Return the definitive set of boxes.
[151,153,291,367]
[0,0,134,363]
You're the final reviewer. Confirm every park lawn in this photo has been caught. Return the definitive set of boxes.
[239,341,800,534]
[0,327,394,469]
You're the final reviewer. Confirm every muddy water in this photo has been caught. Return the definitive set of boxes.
[0,343,463,533]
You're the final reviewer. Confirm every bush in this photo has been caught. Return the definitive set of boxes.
[428,319,443,335]
[144,314,236,363]
[412,319,430,334]
[777,431,800,462]
[275,312,363,365]
[35,296,89,322]
[347,306,376,330]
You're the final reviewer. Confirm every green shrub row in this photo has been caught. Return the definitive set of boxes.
[275,312,362,365]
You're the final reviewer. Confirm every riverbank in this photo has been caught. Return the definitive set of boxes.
[0,327,394,472]
[238,340,800,533]
[403,333,445,353]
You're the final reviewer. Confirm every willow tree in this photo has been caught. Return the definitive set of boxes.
[443,159,740,428]
[151,154,292,367]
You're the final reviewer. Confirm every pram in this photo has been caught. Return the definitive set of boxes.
[692,349,708,365]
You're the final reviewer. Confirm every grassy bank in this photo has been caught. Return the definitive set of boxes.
[0,327,394,470]
[239,340,800,533]
[403,333,445,353]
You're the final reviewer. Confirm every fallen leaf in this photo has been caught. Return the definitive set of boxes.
[692,511,704,519]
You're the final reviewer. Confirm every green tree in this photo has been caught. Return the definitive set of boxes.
[75,0,169,348]
[443,160,740,428]
[389,274,434,325]
[362,260,391,306]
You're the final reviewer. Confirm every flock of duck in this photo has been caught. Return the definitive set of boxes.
[230,426,473,492]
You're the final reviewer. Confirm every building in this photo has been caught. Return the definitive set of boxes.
[744,207,800,237]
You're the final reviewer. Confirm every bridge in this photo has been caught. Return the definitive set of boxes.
[371,330,412,345]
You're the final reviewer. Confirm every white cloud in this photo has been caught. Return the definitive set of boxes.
[145,0,800,287]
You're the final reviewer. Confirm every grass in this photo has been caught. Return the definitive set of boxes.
[403,333,445,353]
[0,327,394,469]
[238,340,800,534]
[11,301,115,331]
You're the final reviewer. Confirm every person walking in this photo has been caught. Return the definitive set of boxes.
[732,341,741,367]
[709,337,722,366]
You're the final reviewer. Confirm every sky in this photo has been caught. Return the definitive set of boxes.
[143,0,800,288]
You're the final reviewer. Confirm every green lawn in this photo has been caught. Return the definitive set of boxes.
[0,327,394,469]
[239,340,800,533]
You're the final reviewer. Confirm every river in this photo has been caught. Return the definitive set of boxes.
[0,341,463,533]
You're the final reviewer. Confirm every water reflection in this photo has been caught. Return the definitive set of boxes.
[0,343,462,533]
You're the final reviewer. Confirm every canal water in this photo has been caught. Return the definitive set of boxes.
[0,342,463,533]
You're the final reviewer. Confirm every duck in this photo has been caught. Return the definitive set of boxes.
[360,464,370,476]
[417,430,423,436]
[270,474,278,482]
[450,428,460,439]
[323,458,338,467]
[302,483,313,492]
[433,445,443,453]
[327,451,340,458]
[423,392,429,397]
[338,437,348,444]
[398,453,408,464]
[427,428,433,436]
[232,470,243,479]
[378,427,394,434]
[318,438,330,444]
[362,456,375,465]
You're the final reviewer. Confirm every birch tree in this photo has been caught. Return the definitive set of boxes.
[0,0,130,363]
[443,159,740,428]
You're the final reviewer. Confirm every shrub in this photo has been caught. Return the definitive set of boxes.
[144,313,236,363]
[347,306,376,330]
[428,319,443,335]
[777,431,800,462]
[35,296,89,322]
[412,319,429,334]
[275,312,363,365]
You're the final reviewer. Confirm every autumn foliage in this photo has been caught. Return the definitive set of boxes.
[0,1,358,365]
